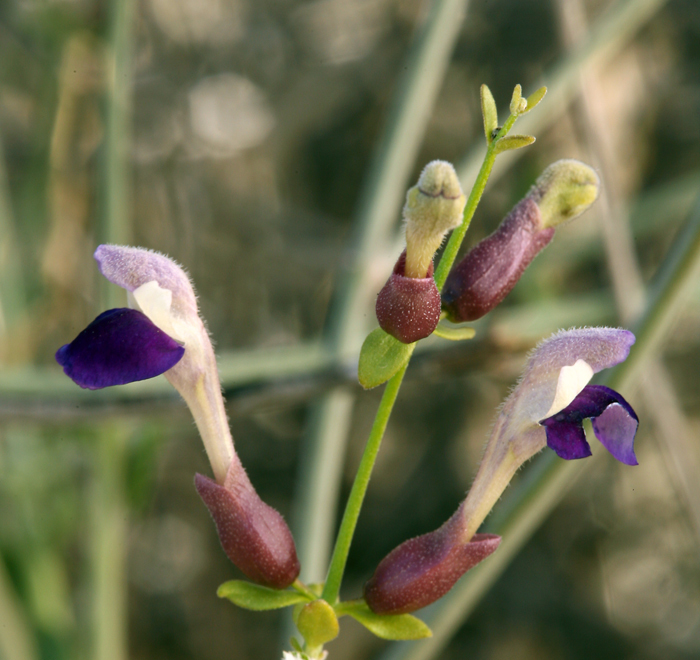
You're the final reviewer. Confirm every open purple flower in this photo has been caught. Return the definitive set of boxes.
[57,244,234,482]
[364,327,638,614]
[57,245,300,588]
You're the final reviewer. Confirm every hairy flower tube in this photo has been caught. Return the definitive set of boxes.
[56,245,300,588]
[365,327,638,614]
[442,159,600,322]
[376,160,466,343]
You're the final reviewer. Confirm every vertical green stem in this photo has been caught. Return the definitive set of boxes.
[103,0,134,258]
[291,0,475,600]
[0,131,26,336]
[91,424,128,660]
[434,114,518,290]
[319,111,522,608]
[92,1,134,659]
[321,357,412,605]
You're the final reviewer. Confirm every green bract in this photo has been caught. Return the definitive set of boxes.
[358,328,414,389]
[217,580,308,611]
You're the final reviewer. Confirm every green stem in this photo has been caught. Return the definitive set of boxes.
[292,580,318,601]
[319,111,523,607]
[321,357,412,605]
[91,424,128,660]
[434,113,518,291]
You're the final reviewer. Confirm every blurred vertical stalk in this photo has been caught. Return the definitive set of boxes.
[0,131,28,358]
[379,193,700,660]
[103,0,134,255]
[92,1,135,659]
[0,555,38,660]
[90,424,129,660]
[293,0,472,587]
[0,75,36,660]
[557,0,700,540]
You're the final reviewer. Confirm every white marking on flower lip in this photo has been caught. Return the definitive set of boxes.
[129,281,182,342]
[543,358,594,418]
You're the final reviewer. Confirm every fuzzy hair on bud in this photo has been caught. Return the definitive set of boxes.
[404,161,466,279]
[195,459,300,589]
[441,197,554,322]
[376,251,441,344]
[364,507,500,614]
[441,160,599,323]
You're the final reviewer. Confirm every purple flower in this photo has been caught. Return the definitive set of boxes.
[56,245,300,587]
[364,327,638,614]
[540,384,638,465]
[57,244,234,482]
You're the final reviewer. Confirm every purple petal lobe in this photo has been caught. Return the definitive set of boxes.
[592,399,639,466]
[364,510,501,614]
[541,415,592,461]
[540,384,638,465]
[56,308,185,390]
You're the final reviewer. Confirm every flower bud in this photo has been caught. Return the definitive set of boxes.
[530,159,600,228]
[375,251,441,344]
[364,505,501,614]
[195,457,300,589]
[404,160,466,279]
[441,159,599,322]
[441,197,552,322]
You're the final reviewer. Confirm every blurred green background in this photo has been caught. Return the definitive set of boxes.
[2,0,700,658]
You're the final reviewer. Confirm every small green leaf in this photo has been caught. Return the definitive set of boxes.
[522,85,547,113]
[297,600,340,648]
[336,601,432,641]
[480,84,498,143]
[432,324,476,341]
[493,134,536,155]
[217,580,309,611]
[358,328,413,389]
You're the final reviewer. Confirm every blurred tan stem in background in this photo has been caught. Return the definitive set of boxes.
[41,33,104,342]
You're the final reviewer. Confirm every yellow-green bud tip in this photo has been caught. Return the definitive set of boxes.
[530,159,600,228]
[404,160,466,278]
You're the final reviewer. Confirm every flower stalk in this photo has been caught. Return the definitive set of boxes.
[321,359,411,605]
[321,84,542,609]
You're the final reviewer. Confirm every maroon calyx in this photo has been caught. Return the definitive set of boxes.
[376,251,441,344]
[195,458,300,589]
[441,197,554,322]
[364,508,501,614]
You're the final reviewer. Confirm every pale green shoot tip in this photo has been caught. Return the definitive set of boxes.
[480,84,498,144]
